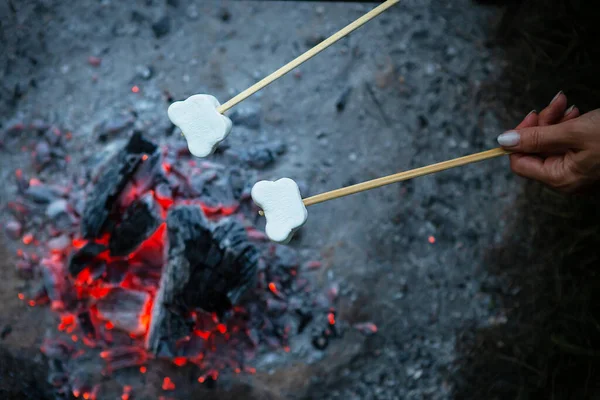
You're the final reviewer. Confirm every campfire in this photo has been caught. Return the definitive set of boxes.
[5,129,349,399]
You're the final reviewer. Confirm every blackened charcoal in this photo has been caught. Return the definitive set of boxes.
[152,16,171,38]
[146,206,259,355]
[68,242,107,276]
[4,219,22,239]
[219,7,231,22]
[146,206,210,355]
[89,262,107,282]
[81,132,158,239]
[34,140,51,168]
[40,258,75,308]
[207,218,260,306]
[228,168,247,199]
[46,199,69,219]
[78,311,96,339]
[296,308,313,334]
[97,288,150,335]
[104,260,129,285]
[270,244,300,271]
[98,347,148,373]
[335,87,353,112]
[25,184,58,204]
[48,372,68,388]
[229,108,260,129]
[227,141,287,169]
[40,339,73,362]
[1,325,12,339]
[129,141,163,195]
[194,173,235,207]
[109,193,161,257]
[47,235,70,252]
[95,114,135,142]
[266,298,287,314]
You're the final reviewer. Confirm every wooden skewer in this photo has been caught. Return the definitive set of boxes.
[257,148,509,215]
[216,0,400,114]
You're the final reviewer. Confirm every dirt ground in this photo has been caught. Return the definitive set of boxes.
[1,0,528,399]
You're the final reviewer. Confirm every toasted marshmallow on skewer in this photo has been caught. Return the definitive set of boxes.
[251,178,308,244]
[167,94,232,158]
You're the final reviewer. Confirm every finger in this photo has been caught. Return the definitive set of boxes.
[560,105,580,123]
[497,123,580,153]
[516,110,538,129]
[538,91,568,126]
[509,153,574,190]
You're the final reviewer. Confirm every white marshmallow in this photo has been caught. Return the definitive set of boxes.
[251,178,308,244]
[167,94,232,158]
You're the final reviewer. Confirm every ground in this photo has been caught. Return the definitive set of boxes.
[1,0,526,399]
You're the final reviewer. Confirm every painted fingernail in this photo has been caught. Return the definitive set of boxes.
[497,131,520,147]
[564,105,575,116]
[550,90,563,105]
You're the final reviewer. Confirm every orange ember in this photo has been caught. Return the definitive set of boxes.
[72,238,87,249]
[328,312,336,325]
[194,330,211,340]
[268,282,278,294]
[162,377,175,391]
[173,357,187,367]
[22,233,33,245]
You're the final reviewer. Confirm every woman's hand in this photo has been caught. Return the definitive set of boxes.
[497,91,600,193]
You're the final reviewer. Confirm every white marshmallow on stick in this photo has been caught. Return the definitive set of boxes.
[167,0,399,158]
[167,94,232,158]
[252,148,511,244]
[251,178,308,244]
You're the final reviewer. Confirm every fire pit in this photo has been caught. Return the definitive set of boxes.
[5,129,349,399]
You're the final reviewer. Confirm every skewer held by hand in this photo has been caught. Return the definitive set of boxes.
[257,147,509,216]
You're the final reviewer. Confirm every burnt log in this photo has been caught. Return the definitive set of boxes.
[68,242,107,277]
[81,132,158,239]
[108,193,161,257]
[146,205,259,356]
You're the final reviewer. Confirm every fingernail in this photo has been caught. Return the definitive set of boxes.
[497,131,520,147]
[564,105,575,116]
[550,90,563,105]
[526,109,537,118]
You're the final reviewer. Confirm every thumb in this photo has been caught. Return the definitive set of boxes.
[497,123,579,153]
